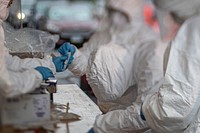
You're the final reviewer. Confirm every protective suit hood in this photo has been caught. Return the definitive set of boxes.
[106,0,145,22]
[153,0,200,22]
[0,0,10,23]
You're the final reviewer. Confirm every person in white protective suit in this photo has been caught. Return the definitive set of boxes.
[0,0,69,98]
[84,0,169,132]
[140,0,200,133]
[58,0,159,77]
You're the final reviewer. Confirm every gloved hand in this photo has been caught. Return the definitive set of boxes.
[87,128,95,133]
[52,56,68,72]
[58,42,76,65]
[35,66,54,80]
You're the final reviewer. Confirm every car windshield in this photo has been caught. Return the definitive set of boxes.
[48,3,93,21]
[35,1,50,15]
[21,0,36,9]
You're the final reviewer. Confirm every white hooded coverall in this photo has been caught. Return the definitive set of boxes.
[142,0,200,132]
[0,0,56,98]
[67,0,149,77]
[85,0,168,132]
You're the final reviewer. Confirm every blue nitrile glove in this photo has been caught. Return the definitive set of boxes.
[52,56,68,72]
[35,66,54,80]
[58,42,76,65]
[87,128,95,133]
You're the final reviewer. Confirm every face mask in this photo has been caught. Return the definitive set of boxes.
[112,13,127,27]
[110,11,129,28]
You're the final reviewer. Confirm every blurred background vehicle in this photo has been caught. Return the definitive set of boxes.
[7,0,37,28]
[6,0,105,48]
[45,1,99,47]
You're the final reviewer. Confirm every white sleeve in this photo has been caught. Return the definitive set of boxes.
[135,40,167,100]
[86,44,136,103]
[0,62,43,98]
[5,50,56,74]
[142,16,200,133]
[93,103,149,133]
[0,46,43,99]
[68,30,111,76]
[67,48,88,76]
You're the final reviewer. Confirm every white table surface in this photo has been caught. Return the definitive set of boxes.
[54,84,102,133]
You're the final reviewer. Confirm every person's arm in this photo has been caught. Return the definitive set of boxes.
[142,17,200,133]
[86,44,136,103]
[5,50,56,74]
[67,48,88,76]
[0,64,43,98]
[93,103,149,133]
[59,30,111,76]
[0,48,54,97]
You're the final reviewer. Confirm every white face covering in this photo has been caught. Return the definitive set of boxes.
[110,11,129,29]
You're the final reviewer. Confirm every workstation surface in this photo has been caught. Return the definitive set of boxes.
[54,84,102,133]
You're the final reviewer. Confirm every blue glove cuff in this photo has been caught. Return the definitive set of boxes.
[35,66,54,80]
[140,103,146,121]
[87,128,95,133]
